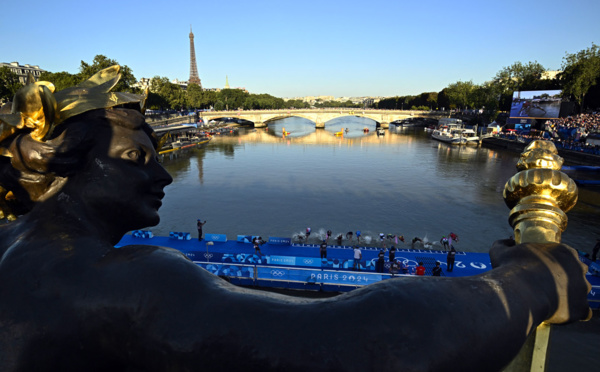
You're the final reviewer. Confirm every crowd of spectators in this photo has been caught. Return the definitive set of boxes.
[495,111,600,156]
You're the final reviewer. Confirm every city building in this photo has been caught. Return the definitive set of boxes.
[0,62,45,84]
[131,77,151,91]
[542,70,561,80]
[171,79,188,89]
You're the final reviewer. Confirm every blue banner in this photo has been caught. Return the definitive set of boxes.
[169,231,191,240]
[186,251,264,264]
[266,255,296,266]
[132,230,153,238]
[268,237,291,245]
[197,262,254,278]
[319,257,351,270]
[183,251,218,261]
[309,270,382,285]
[294,256,323,268]
[257,266,290,281]
[264,255,324,268]
[255,266,381,286]
[222,253,263,264]
[237,235,256,243]
[205,233,227,242]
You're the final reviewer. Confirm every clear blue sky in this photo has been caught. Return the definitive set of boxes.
[2,0,598,98]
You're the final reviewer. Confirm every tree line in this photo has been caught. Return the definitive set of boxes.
[1,44,598,120]
[378,43,600,119]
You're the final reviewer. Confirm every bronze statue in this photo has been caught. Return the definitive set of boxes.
[0,67,592,371]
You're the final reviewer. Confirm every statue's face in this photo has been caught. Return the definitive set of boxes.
[79,122,173,231]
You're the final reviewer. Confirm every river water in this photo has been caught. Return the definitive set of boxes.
[155,117,600,255]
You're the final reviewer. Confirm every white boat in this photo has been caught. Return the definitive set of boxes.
[431,124,466,145]
[459,128,481,145]
[437,118,463,127]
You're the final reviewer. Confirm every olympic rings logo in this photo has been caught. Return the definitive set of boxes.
[271,270,285,277]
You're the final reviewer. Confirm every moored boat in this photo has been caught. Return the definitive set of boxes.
[159,135,211,155]
[459,128,481,145]
[431,124,466,145]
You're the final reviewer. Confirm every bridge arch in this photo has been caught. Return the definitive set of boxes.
[321,115,379,128]
[262,114,316,125]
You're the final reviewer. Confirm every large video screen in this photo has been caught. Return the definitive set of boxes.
[509,90,562,119]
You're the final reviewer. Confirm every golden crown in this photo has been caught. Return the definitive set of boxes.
[0,65,146,155]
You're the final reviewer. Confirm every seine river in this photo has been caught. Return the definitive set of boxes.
[154,117,600,255]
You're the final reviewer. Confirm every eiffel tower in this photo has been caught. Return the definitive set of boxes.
[188,26,202,87]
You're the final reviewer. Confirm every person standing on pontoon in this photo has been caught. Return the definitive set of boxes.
[353,246,362,271]
[320,240,327,259]
[197,219,207,241]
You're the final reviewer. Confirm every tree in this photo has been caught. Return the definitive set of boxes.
[415,92,437,110]
[186,84,204,108]
[199,90,217,110]
[214,100,225,111]
[376,97,397,109]
[437,89,450,111]
[218,89,249,110]
[38,71,80,92]
[559,43,600,111]
[284,99,309,109]
[0,66,22,102]
[492,61,546,93]
[34,55,138,94]
[148,76,183,110]
[79,55,137,92]
[445,80,477,110]
[491,61,548,111]
[473,83,501,117]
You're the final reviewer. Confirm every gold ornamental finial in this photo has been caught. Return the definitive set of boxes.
[503,140,578,244]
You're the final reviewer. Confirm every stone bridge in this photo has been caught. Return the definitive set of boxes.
[198,109,448,128]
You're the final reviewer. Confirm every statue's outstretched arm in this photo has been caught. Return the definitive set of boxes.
[105,240,589,372]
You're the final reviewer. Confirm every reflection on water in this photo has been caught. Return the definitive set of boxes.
[266,116,379,139]
[155,117,600,255]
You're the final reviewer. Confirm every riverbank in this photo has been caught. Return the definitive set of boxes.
[481,137,600,166]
